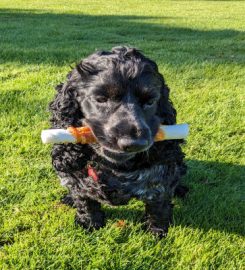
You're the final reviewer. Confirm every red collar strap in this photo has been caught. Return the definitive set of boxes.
[87,165,99,182]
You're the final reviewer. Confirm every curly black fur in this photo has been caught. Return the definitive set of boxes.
[49,46,187,237]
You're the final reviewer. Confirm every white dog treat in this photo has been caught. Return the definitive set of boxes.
[41,129,77,144]
[41,124,189,144]
[155,124,189,141]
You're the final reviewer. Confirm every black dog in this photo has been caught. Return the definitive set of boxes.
[49,46,187,237]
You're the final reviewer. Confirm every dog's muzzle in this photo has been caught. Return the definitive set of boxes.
[117,138,150,153]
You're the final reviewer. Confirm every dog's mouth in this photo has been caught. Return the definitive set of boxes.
[91,143,141,163]
[101,147,135,163]
[93,142,153,164]
[92,134,153,163]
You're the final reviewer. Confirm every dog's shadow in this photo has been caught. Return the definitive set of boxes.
[105,160,244,236]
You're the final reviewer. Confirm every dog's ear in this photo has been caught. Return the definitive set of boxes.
[156,82,176,125]
[50,57,100,128]
[76,61,98,78]
[143,56,176,125]
[49,76,83,128]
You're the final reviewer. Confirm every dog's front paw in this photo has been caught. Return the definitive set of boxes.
[148,225,169,238]
[143,217,170,238]
[75,211,105,231]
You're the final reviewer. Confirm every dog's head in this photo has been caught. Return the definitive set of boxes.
[50,47,176,163]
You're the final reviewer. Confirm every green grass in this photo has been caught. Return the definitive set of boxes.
[0,0,244,269]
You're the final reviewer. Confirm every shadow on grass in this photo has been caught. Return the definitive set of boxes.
[0,8,244,66]
[106,160,245,236]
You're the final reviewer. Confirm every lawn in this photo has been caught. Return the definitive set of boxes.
[0,0,244,269]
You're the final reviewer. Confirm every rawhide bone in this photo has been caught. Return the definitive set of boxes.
[41,124,189,144]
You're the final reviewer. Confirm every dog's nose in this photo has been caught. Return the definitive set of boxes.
[118,138,149,152]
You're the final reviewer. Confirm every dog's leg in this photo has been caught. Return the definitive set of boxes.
[144,198,173,238]
[57,172,105,230]
[74,196,105,230]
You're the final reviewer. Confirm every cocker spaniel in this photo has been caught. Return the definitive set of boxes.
[49,46,187,237]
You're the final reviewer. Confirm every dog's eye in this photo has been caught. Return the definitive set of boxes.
[146,99,155,106]
[95,96,108,103]
[143,99,155,108]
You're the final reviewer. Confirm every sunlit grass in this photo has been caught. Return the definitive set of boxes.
[0,1,244,269]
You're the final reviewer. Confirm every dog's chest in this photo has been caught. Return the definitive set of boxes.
[102,164,167,203]
[59,163,171,205]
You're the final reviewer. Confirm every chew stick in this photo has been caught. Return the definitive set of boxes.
[41,124,189,144]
